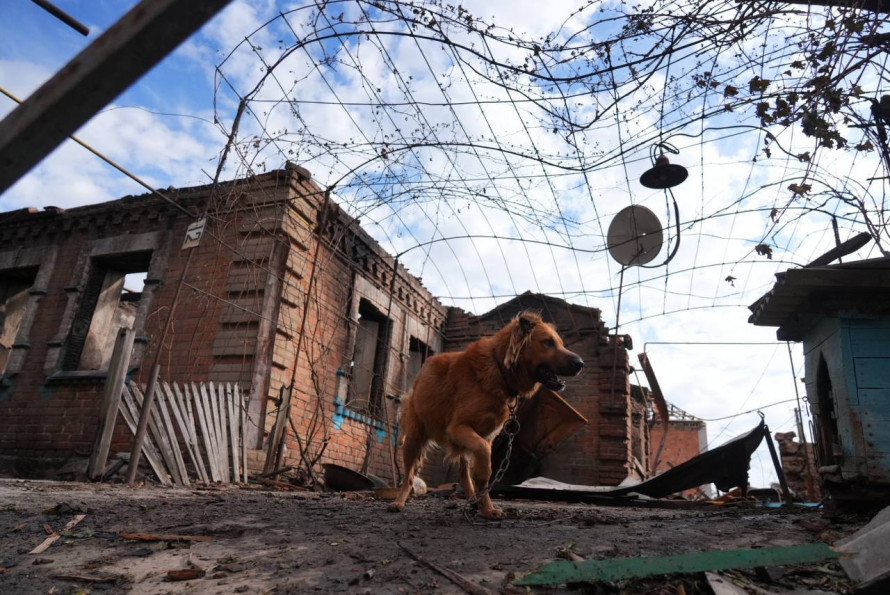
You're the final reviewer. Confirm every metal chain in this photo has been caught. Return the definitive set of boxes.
[466,399,520,510]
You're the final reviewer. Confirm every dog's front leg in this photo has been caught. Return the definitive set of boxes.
[388,429,426,513]
[458,456,475,500]
[448,425,502,519]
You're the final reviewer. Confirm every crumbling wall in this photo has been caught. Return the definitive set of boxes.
[266,167,448,486]
[649,419,707,497]
[774,431,821,501]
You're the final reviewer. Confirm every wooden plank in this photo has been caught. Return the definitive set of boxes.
[854,357,890,390]
[185,384,210,485]
[193,382,220,483]
[203,381,222,482]
[516,544,839,586]
[210,382,229,483]
[850,327,890,358]
[119,386,171,485]
[191,382,219,483]
[162,382,204,486]
[227,383,240,482]
[263,386,289,475]
[156,383,190,485]
[236,384,248,482]
[88,328,135,480]
[0,0,234,194]
[172,383,208,485]
[220,382,232,483]
[219,382,231,482]
[118,532,212,543]
[132,384,183,486]
[30,514,87,554]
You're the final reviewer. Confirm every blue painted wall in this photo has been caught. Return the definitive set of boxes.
[803,316,890,484]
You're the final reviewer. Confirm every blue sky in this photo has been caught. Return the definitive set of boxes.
[3,0,867,490]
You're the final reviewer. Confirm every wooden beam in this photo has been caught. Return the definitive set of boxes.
[87,328,135,480]
[0,0,232,194]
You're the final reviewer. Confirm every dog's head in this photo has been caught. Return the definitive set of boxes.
[503,311,584,391]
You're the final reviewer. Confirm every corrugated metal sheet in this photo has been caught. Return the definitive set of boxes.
[748,257,890,340]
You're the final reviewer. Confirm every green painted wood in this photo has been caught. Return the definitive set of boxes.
[850,326,890,358]
[515,543,838,586]
[860,389,890,480]
[854,358,890,389]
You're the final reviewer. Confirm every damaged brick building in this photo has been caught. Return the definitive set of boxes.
[0,164,652,487]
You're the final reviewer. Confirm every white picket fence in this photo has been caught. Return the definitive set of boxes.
[120,382,248,486]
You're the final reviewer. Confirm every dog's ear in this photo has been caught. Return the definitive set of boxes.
[504,312,537,369]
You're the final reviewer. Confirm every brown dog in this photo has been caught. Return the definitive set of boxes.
[388,311,584,518]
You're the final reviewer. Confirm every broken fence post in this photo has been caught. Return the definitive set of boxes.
[88,327,135,481]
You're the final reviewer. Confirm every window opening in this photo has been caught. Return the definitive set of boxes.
[407,335,433,390]
[63,252,151,372]
[349,298,391,417]
[0,266,38,375]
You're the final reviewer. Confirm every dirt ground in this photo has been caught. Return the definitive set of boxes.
[0,479,869,594]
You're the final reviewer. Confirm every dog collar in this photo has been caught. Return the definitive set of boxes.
[496,356,520,401]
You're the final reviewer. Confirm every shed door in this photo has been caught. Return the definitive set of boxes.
[815,356,842,468]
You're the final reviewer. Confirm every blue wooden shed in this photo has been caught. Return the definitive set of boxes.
[749,256,890,501]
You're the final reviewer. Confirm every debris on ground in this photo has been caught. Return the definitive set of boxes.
[0,479,875,593]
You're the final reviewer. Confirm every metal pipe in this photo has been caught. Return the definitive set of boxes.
[30,0,89,36]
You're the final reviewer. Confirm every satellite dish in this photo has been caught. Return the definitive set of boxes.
[607,205,664,266]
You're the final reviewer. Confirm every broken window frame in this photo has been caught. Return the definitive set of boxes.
[406,335,433,391]
[0,266,40,376]
[348,297,392,419]
[340,273,445,430]
[47,231,168,381]
[61,252,151,372]
[0,245,58,379]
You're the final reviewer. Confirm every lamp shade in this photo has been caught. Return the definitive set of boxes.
[640,155,688,189]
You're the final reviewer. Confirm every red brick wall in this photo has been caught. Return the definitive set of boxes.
[268,177,448,486]
[649,419,707,495]
[1,166,635,492]
[0,171,294,466]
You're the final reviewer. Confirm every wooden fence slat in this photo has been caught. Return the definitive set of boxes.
[194,382,220,483]
[157,383,190,485]
[263,386,289,475]
[204,381,221,483]
[133,384,183,486]
[210,382,229,483]
[120,385,172,485]
[160,382,201,480]
[227,383,239,482]
[237,384,248,483]
[172,382,208,485]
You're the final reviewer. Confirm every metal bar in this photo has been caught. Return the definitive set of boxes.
[0,0,233,195]
[764,423,793,504]
[30,0,90,36]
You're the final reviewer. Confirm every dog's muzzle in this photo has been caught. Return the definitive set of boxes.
[536,355,584,391]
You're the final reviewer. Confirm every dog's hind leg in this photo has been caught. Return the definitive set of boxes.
[447,425,502,519]
[387,429,425,512]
